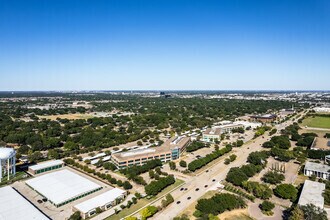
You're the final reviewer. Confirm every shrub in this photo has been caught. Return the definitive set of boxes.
[145,175,175,196]
[274,184,298,201]
[195,193,246,216]
[179,160,187,167]
[260,201,275,212]
[140,206,158,219]
[262,171,285,184]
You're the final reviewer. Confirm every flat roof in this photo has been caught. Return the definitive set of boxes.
[74,188,126,213]
[304,161,330,173]
[29,160,64,171]
[0,186,49,220]
[250,114,277,119]
[112,136,190,161]
[25,169,101,206]
[203,128,221,136]
[298,180,325,208]
[83,152,107,161]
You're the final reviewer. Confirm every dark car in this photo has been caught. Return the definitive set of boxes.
[176,201,181,204]
[187,197,191,200]
[42,198,47,202]
[195,188,199,191]
[212,179,216,182]
[37,200,43,204]
[180,188,184,191]
[206,170,209,173]
[184,188,188,191]
[204,185,208,188]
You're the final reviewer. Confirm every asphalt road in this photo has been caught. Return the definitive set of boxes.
[153,117,302,220]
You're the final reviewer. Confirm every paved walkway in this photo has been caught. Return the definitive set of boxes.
[248,203,283,220]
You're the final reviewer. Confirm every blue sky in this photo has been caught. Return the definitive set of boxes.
[0,0,329,91]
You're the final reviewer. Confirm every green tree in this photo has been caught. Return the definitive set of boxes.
[140,206,158,219]
[301,204,327,220]
[68,211,81,220]
[260,201,275,212]
[274,184,297,201]
[262,171,285,184]
[169,161,176,170]
[179,160,187,167]
[289,206,304,220]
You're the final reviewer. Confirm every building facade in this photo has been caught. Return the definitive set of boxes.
[28,160,64,175]
[202,128,221,142]
[304,161,330,180]
[111,136,191,169]
[73,188,127,219]
[249,114,277,123]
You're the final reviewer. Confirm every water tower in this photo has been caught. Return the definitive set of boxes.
[0,147,16,182]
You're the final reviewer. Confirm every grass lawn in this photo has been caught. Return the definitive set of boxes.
[301,116,330,129]
[0,171,28,187]
[222,213,253,220]
[38,113,94,120]
[179,190,218,218]
[107,179,185,220]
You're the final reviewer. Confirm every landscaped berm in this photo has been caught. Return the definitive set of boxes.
[301,116,330,129]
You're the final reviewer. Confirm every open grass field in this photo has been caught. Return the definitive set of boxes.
[38,113,95,120]
[301,116,330,129]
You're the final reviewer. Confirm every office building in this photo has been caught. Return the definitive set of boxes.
[111,136,190,169]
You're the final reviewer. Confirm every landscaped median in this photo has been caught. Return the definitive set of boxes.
[187,144,232,172]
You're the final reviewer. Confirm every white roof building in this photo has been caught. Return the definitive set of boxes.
[0,186,49,220]
[74,188,126,218]
[25,169,102,207]
[298,180,325,209]
[28,160,64,175]
[83,153,106,161]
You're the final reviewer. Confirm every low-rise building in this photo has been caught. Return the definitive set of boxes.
[26,169,102,207]
[280,107,295,116]
[202,128,221,142]
[111,136,190,169]
[219,124,244,133]
[298,180,325,209]
[304,161,330,180]
[0,186,49,220]
[233,120,262,129]
[73,188,126,219]
[249,114,277,123]
[28,160,64,175]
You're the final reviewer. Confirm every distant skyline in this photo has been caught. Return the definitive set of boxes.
[1,0,330,91]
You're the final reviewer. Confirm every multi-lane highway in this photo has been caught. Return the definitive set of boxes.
[153,115,303,220]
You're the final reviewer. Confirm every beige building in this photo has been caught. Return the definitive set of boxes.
[73,188,126,219]
[202,128,221,142]
[111,136,191,169]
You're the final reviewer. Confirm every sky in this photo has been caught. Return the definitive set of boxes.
[0,0,330,91]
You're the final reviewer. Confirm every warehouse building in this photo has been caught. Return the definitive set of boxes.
[28,160,64,175]
[304,161,330,180]
[26,169,102,207]
[298,180,325,209]
[111,136,190,169]
[73,188,126,219]
[0,186,49,220]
